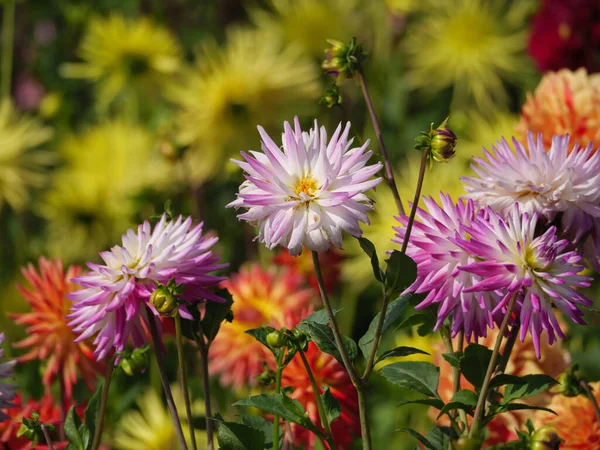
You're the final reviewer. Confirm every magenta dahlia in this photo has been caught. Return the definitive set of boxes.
[68,215,227,360]
[228,117,383,256]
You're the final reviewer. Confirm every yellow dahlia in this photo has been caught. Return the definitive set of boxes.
[534,382,600,449]
[112,386,206,450]
[61,14,182,110]
[517,68,600,149]
[209,263,316,390]
[403,0,529,115]
[10,258,101,396]
[0,101,52,210]
[169,28,320,184]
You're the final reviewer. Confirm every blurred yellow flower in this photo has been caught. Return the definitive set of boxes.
[41,120,172,262]
[113,386,206,450]
[0,101,52,210]
[456,112,519,164]
[61,14,182,110]
[170,28,320,184]
[342,154,466,289]
[249,0,362,57]
[403,0,528,115]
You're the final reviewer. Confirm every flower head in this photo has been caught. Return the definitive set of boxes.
[0,101,52,211]
[228,118,382,256]
[393,194,502,340]
[534,381,600,449]
[0,334,16,422]
[11,258,101,396]
[169,28,319,184]
[517,69,600,149]
[68,215,227,360]
[281,341,360,449]
[458,204,593,357]
[61,14,181,110]
[209,264,315,389]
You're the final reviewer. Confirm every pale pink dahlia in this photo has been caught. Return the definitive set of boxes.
[68,215,227,360]
[228,117,383,256]
[0,333,16,422]
[393,194,502,340]
[462,133,600,244]
[458,204,593,357]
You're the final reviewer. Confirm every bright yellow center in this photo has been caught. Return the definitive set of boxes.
[295,177,318,197]
[558,23,571,40]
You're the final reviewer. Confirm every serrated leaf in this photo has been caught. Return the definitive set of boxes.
[202,289,234,341]
[375,346,429,365]
[321,387,341,424]
[358,296,411,359]
[84,380,103,447]
[396,428,436,450]
[216,419,265,450]
[460,344,494,390]
[449,390,478,406]
[384,251,417,293]
[241,416,277,447]
[437,402,475,419]
[502,375,557,404]
[499,403,557,415]
[396,398,445,410]
[299,308,339,326]
[489,374,525,390]
[424,426,453,450]
[380,361,440,398]
[357,237,383,282]
[64,407,85,450]
[297,321,357,364]
[442,352,463,369]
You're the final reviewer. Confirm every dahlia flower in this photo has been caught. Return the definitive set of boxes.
[393,194,502,340]
[69,215,227,360]
[462,133,600,246]
[459,204,593,357]
[209,264,315,389]
[281,341,360,449]
[517,69,600,149]
[535,381,600,449]
[0,334,16,422]
[228,118,382,256]
[11,258,101,396]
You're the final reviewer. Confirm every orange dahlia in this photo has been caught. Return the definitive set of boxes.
[432,329,569,446]
[11,258,101,397]
[209,263,316,390]
[280,341,360,449]
[517,68,600,149]
[0,394,66,450]
[273,247,343,294]
[534,381,600,449]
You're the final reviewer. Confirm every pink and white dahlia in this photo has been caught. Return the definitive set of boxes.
[462,133,600,243]
[68,215,227,360]
[393,194,502,340]
[228,117,383,256]
[458,204,593,357]
[0,333,16,422]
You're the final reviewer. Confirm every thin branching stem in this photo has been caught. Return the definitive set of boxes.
[175,314,198,450]
[91,355,116,450]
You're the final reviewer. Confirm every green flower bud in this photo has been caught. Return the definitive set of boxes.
[322,37,367,85]
[256,363,276,387]
[319,84,342,108]
[414,118,457,169]
[266,330,287,349]
[453,436,482,450]
[551,370,583,397]
[531,426,562,450]
[150,286,179,317]
[119,346,150,376]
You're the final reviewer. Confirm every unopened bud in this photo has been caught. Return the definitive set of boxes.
[453,436,482,450]
[319,84,342,108]
[256,363,276,387]
[150,287,179,317]
[266,330,287,349]
[119,346,150,376]
[322,37,366,85]
[414,118,457,169]
[551,370,583,397]
[531,426,562,450]
[16,411,54,447]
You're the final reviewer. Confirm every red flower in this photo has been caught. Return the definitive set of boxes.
[273,247,343,294]
[528,0,600,73]
[11,258,102,397]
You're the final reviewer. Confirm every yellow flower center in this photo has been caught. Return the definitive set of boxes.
[558,23,571,40]
[295,177,319,198]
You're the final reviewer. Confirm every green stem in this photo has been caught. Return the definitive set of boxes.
[401,148,428,254]
[147,308,190,450]
[469,295,518,437]
[356,388,372,450]
[91,355,116,450]
[58,376,67,441]
[272,351,285,450]
[441,327,467,437]
[1,0,15,101]
[193,323,214,450]
[298,348,337,449]
[41,424,55,450]
[356,62,404,216]
[580,380,600,423]
[361,285,389,381]
[175,315,198,450]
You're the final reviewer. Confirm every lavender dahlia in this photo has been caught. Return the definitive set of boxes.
[228,117,383,256]
[69,215,227,360]
[0,333,16,422]
[459,204,593,357]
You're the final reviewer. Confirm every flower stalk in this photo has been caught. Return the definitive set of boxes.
[580,380,600,423]
[91,355,117,450]
[193,321,215,450]
[401,147,429,254]
[175,314,198,450]
[1,0,15,101]
[272,350,285,450]
[40,424,55,450]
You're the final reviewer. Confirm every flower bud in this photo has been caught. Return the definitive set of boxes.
[453,436,482,450]
[256,363,276,387]
[266,330,287,349]
[322,37,366,85]
[531,426,562,450]
[551,370,583,397]
[119,346,150,376]
[430,127,457,163]
[319,84,342,108]
[150,286,179,317]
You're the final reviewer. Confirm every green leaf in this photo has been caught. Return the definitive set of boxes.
[396,398,445,410]
[358,296,411,359]
[84,380,103,449]
[396,428,436,450]
[234,394,321,435]
[442,352,463,369]
[216,418,265,450]
[424,426,453,450]
[357,237,383,282]
[488,374,525,390]
[321,387,341,424]
[384,251,417,293]
[460,344,494,390]
[499,403,557,415]
[380,361,440,398]
[502,375,557,404]
[241,416,278,448]
[297,321,357,364]
[437,402,475,419]
[202,289,234,341]
[375,346,429,365]
[180,303,201,340]
[64,407,85,450]
[396,311,437,337]
[449,390,478,406]
[299,308,339,326]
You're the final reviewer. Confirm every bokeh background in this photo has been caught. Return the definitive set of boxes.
[3,0,600,448]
